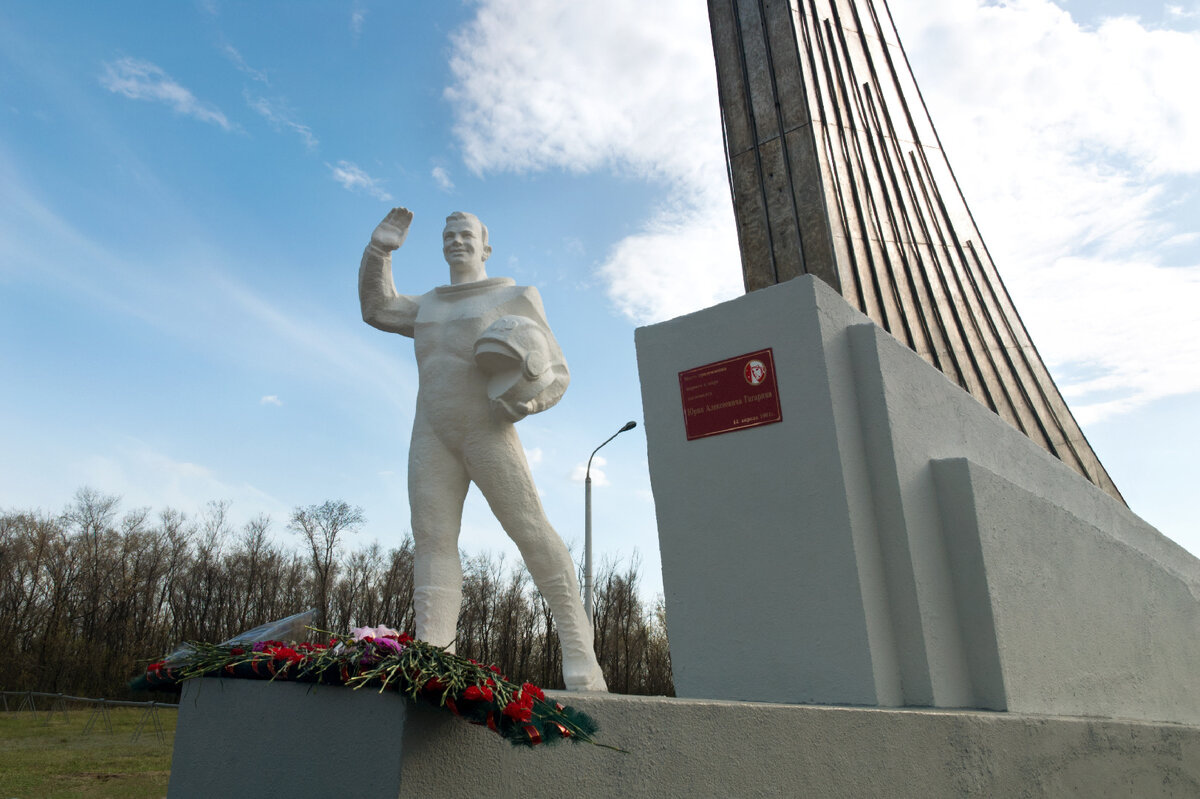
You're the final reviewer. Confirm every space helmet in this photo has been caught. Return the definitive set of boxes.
[473,315,556,411]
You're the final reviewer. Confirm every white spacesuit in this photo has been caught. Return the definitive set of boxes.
[358,207,606,692]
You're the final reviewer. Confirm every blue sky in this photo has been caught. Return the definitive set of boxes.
[2,0,1199,602]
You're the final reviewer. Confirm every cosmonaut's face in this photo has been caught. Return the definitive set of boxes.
[443,217,486,273]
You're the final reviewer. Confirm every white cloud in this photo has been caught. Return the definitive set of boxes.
[211,271,414,409]
[571,455,608,486]
[431,165,454,192]
[1018,255,1200,424]
[327,160,392,201]
[524,446,543,466]
[246,91,318,150]
[447,0,1200,424]
[445,0,741,324]
[0,148,413,417]
[260,395,282,406]
[446,0,719,181]
[601,196,742,322]
[100,57,233,130]
[72,440,287,525]
[351,5,367,35]
[221,43,269,85]
[890,0,1200,422]
[1164,232,1200,248]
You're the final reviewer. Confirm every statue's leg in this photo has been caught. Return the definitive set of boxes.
[465,425,608,692]
[409,416,470,652]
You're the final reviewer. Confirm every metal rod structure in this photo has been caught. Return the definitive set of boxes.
[584,420,637,625]
[706,0,1122,502]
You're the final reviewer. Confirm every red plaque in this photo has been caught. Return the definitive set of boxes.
[678,348,782,441]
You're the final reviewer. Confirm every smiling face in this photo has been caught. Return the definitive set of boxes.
[442,212,491,284]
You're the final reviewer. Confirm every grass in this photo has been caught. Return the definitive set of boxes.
[0,703,176,799]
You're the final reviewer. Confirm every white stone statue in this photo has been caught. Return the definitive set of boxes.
[359,207,607,692]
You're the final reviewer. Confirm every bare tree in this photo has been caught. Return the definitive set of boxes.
[62,488,120,645]
[228,514,270,629]
[591,554,674,696]
[377,537,416,634]
[288,501,364,629]
[0,490,673,700]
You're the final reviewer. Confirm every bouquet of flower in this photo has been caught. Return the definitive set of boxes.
[134,618,618,751]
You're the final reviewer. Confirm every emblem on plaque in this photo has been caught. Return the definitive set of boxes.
[744,359,766,386]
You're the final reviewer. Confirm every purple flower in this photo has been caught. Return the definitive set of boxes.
[374,637,404,654]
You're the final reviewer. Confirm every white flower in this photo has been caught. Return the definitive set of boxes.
[351,624,400,641]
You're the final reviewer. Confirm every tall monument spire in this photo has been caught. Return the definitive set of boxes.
[708,0,1122,502]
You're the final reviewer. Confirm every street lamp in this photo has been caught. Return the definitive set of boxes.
[584,420,637,626]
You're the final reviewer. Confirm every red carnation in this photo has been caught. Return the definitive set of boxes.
[230,647,245,656]
[503,701,532,722]
[463,685,494,703]
[268,645,303,663]
[521,682,545,702]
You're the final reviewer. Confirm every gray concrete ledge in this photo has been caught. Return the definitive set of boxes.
[170,679,1200,798]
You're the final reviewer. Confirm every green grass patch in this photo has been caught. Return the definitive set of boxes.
[0,704,176,799]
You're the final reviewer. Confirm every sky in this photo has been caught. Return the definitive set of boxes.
[1,0,1198,604]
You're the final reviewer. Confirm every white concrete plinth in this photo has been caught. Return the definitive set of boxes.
[167,679,1200,798]
[635,275,1200,724]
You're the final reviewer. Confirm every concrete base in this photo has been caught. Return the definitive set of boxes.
[168,679,409,797]
[635,275,1200,723]
[168,678,1200,798]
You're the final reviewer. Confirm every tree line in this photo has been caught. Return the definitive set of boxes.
[0,488,673,700]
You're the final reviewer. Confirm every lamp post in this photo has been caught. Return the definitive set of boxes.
[585,420,637,626]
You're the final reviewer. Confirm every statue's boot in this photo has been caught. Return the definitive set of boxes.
[534,570,608,692]
[414,584,461,653]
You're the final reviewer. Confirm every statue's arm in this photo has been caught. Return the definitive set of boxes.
[518,287,570,416]
[359,207,419,337]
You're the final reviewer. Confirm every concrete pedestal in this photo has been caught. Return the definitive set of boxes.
[168,679,409,797]
[166,679,1200,798]
[635,276,1200,723]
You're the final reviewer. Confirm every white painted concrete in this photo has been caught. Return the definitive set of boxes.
[636,275,1200,723]
[637,276,895,706]
[934,457,1200,723]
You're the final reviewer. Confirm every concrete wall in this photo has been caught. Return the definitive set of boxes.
[934,457,1200,723]
[168,679,409,798]
[168,679,1200,798]
[635,275,1200,723]
[636,275,897,707]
